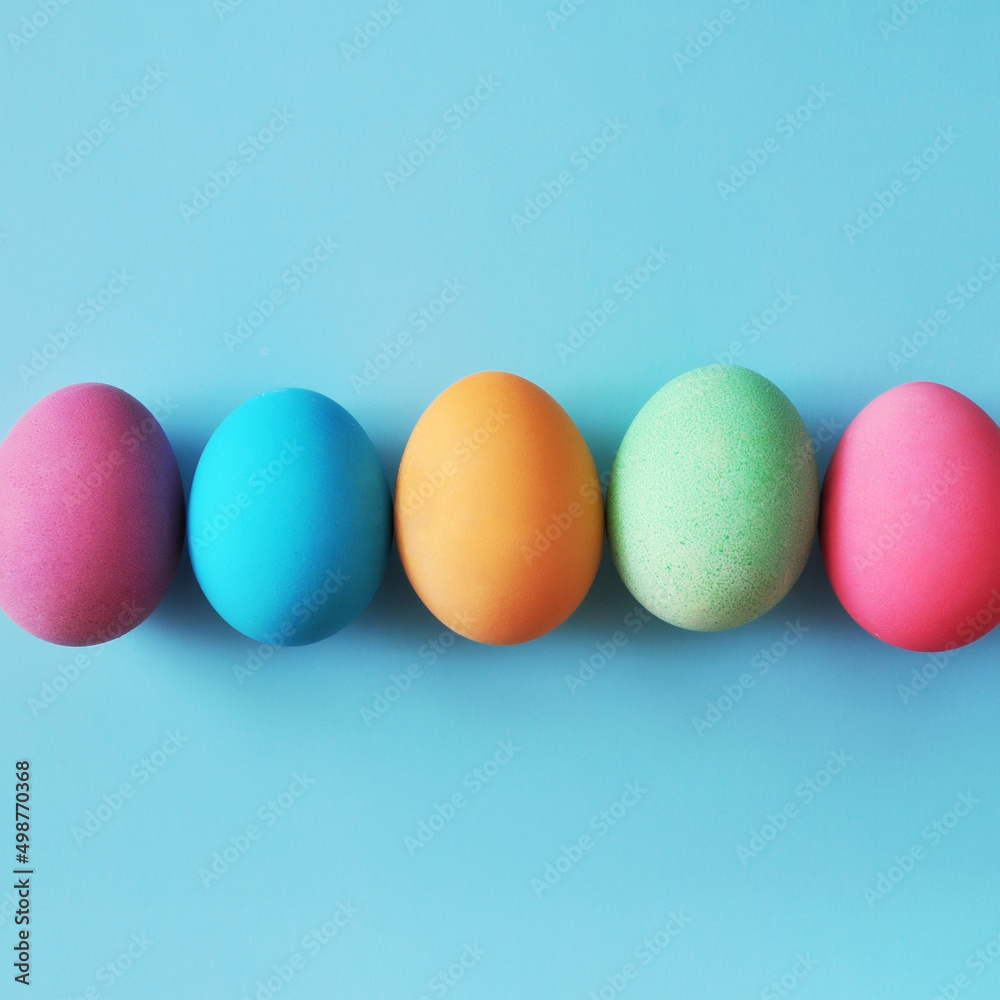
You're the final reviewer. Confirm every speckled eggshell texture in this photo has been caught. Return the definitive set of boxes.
[395,371,604,645]
[0,382,185,646]
[820,381,1000,652]
[607,365,819,631]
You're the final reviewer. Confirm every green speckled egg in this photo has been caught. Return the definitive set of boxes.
[607,365,819,631]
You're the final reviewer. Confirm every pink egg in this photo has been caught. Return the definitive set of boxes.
[0,383,185,646]
[821,381,1000,652]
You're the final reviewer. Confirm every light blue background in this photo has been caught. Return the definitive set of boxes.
[2,0,999,997]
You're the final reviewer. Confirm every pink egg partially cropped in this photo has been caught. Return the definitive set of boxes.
[0,383,185,645]
[820,381,1000,652]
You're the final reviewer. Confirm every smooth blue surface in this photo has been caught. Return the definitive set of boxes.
[188,388,392,646]
[1,1,999,998]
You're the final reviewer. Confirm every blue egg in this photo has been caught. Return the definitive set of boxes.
[188,389,391,645]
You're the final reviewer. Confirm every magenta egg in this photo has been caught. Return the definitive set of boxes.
[0,383,185,645]
[820,381,1000,652]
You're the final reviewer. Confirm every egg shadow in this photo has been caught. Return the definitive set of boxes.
[141,427,270,668]
[350,541,456,649]
[147,406,859,681]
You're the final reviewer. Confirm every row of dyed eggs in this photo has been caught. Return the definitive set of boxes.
[0,368,998,655]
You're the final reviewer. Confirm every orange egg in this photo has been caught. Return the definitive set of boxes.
[395,371,604,644]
